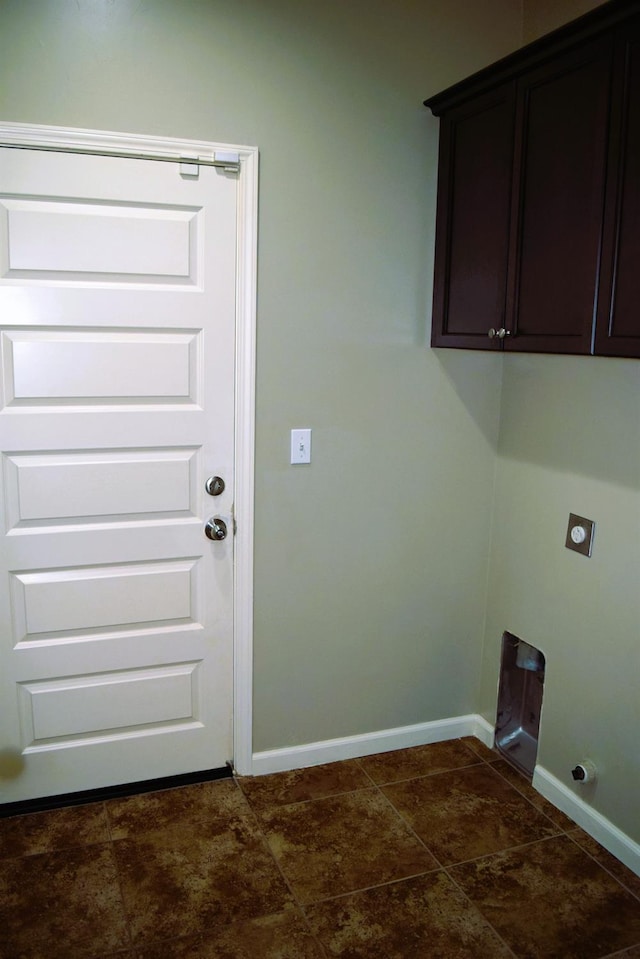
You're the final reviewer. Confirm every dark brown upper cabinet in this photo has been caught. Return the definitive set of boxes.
[425,1,640,359]
[595,18,640,357]
[431,84,515,350]
[506,39,612,354]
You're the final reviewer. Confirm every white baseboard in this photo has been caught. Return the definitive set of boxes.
[251,714,485,777]
[470,714,496,749]
[533,765,640,879]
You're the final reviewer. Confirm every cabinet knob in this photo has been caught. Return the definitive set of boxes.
[488,327,511,340]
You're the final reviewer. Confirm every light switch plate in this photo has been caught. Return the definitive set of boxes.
[565,513,595,557]
[291,428,311,464]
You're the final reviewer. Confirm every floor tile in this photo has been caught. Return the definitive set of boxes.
[0,801,110,858]
[568,828,640,900]
[260,788,437,904]
[305,870,514,958]
[450,834,640,959]
[0,843,129,959]
[3,745,639,959]
[237,759,371,811]
[382,762,560,865]
[106,779,247,840]
[491,758,576,830]
[132,910,325,958]
[113,815,294,945]
[357,740,480,784]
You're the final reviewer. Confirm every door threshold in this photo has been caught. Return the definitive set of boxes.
[0,765,232,818]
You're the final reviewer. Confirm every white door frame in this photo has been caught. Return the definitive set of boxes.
[0,121,257,777]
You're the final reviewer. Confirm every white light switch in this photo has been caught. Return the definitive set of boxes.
[291,428,311,464]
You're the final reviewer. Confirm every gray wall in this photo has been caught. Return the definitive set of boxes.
[479,356,640,843]
[523,0,607,42]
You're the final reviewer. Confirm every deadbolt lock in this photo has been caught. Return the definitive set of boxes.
[205,476,225,496]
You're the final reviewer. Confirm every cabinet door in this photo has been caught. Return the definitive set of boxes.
[431,84,514,350]
[595,19,640,358]
[505,39,612,354]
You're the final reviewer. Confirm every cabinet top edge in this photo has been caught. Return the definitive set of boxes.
[424,0,640,115]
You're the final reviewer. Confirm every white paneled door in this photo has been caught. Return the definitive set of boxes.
[0,141,239,802]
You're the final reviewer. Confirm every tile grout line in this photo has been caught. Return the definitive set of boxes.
[232,775,332,959]
[442,830,577,872]
[441,860,520,959]
[366,756,566,959]
[277,746,568,893]
[106,777,331,957]
[358,745,640,959]
[102,799,139,954]
[363,745,566,869]
[369,776,448,868]
[487,761,640,907]
[273,749,524,958]
[0,833,134,959]
[442,831,640,959]
[564,829,640,906]
[296,868,449,907]
[440,743,560,959]
[489,760,574,831]
[237,762,458,949]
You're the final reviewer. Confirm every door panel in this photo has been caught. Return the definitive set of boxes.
[0,146,236,802]
[595,21,640,356]
[18,662,199,742]
[506,38,612,352]
[4,447,198,525]
[11,559,195,637]
[431,83,514,349]
[2,328,200,403]
[1,197,197,280]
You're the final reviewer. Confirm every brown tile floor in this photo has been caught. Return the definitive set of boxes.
[1,738,639,958]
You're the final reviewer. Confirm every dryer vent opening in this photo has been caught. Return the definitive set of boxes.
[495,632,545,779]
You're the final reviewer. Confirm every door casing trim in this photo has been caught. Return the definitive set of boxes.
[0,121,257,777]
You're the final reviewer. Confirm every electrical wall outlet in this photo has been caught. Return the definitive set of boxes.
[565,513,595,557]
